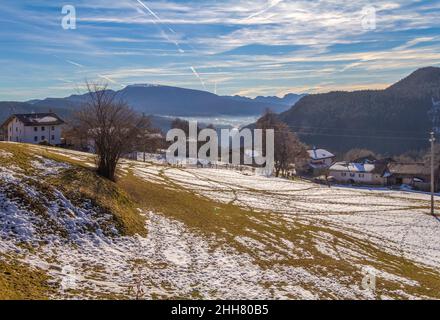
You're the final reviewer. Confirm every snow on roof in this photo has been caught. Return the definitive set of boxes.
[329,162,375,173]
[36,116,59,123]
[2,113,65,127]
[308,148,334,160]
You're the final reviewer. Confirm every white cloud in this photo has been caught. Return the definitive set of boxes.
[2,0,440,99]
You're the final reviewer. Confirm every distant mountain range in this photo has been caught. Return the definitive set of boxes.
[278,67,440,155]
[0,85,304,131]
[224,93,306,109]
[20,85,301,116]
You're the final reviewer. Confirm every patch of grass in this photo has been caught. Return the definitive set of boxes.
[0,143,36,175]
[0,142,146,237]
[118,172,258,244]
[46,167,147,237]
[0,254,56,300]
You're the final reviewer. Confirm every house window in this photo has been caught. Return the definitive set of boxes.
[51,135,55,141]
[51,126,55,130]
[34,127,38,132]
[359,173,365,178]
[34,136,38,142]
[350,173,355,177]
[41,127,45,131]
[41,136,46,141]
[341,172,347,177]
[16,127,18,132]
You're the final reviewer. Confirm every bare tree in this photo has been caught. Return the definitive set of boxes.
[274,122,308,177]
[75,82,149,181]
[257,110,308,177]
[344,148,377,162]
[62,122,89,151]
[136,115,165,162]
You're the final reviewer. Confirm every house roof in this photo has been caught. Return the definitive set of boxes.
[388,163,434,176]
[2,113,65,127]
[353,155,377,164]
[329,161,388,175]
[308,148,334,160]
[330,162,375,173]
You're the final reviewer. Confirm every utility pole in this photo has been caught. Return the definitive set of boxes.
[430,132,436,215]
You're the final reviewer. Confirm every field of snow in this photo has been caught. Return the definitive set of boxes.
[150,167,440,269]
[1,143,440,299]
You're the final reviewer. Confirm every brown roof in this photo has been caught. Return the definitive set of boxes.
[388,163,433,176]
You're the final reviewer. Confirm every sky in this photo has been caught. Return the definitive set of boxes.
[0,0,440,101]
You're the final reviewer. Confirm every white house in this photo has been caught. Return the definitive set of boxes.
[329,161,389,185]
[1,113,65,145]
[307,147,335,169]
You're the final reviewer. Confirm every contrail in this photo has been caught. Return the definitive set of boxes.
[65,59,85,68]
[98,74,125,87]
[53,55,85,68]
[133,0,222,92]
[56,78,74,83]
[190,66,206,90]
[244,0,284,20]
[135,0,184,53]
[136,0,163,22]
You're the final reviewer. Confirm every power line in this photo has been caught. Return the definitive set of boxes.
[285,124,429,136]
[290,130,427,141]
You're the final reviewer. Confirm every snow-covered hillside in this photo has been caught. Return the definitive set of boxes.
[1,142,440,299]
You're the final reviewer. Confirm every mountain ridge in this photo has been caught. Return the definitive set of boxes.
[278,66,440,155]
[15,85,303,118]
[224,93,306,109]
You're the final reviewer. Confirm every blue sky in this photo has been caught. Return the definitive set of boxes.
[1,0,440,101]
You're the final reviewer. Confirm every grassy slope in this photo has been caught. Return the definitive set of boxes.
[0,254,57,300]
[1,142,440,299]
[119,168,440,299]
[0,143,146,299]
[0,143,146,237]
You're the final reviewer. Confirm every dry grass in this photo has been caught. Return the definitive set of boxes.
[0,142,146,237]
[0,254,56,300]
[47,167,147,237]
[2,142,440,299]
[119,171,440,299]
[0,143,148,300]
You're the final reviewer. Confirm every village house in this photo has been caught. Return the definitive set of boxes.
[307,147,335,169]
[0,127,5,141]
[387,162,440,192]
[329,161,390,185]
[1,113,65,145]
[307,147,335,175]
